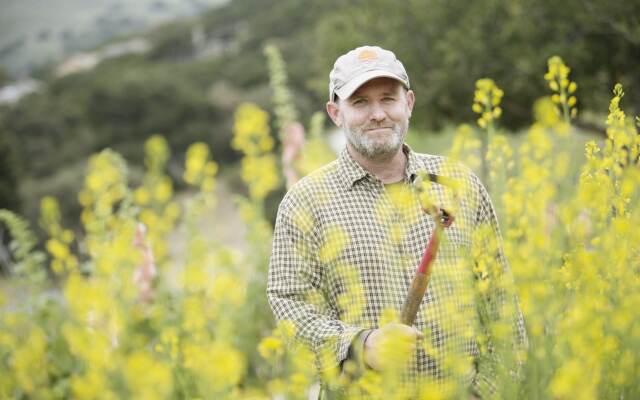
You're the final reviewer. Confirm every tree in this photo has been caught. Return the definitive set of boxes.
[0,132,20,212]
[308,0,640,129]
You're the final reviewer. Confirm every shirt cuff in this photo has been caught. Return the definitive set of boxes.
[341,329,374,376]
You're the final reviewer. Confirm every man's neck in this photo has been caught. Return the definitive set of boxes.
[347,145,407,184]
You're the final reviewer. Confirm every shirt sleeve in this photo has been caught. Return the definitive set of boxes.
[470,177,528,398]
[267,203,364,374]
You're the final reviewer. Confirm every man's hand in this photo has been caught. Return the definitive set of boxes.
[363,323,424,371]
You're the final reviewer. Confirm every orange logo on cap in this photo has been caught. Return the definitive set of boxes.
[357,50,378,61]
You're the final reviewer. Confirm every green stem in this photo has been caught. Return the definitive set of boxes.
[560,83,570,124]
[482,115,496,191]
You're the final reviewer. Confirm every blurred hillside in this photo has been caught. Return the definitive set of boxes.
[0,0,229,77]
[0,0,639,229]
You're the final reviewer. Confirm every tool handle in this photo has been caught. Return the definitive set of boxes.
[400,229,440,325]
[400,272,430,325]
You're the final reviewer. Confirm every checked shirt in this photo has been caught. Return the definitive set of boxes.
[267,145,527,397]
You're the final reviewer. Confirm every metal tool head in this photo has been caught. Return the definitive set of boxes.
[413,171,458,227]
[439,209,454,227]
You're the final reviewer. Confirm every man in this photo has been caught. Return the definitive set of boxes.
[268,45,527,399]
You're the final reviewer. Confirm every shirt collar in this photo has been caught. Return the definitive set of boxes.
[337,147,369,189]
[404,144,422,183]
[337,144,425,190]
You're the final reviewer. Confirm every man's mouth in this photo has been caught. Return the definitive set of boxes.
[365,126,394,133]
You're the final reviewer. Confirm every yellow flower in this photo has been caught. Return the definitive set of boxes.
[267,378,286,397]
[153,178,173,203]
[46,239,69,260]
[62,229,74,243]
[276,319,297,340]
[183,142,209,185]
[298,136,336,176]
[124,351,173,399]
[210,272,246,307]
[545,55,578,121]
[133,187,150,205]
[533,97,561,127]
[318,224,350,263]
[568,82,578,93]
[492,106,502,118]
[472,78,503,130]
[71,370,112,400]
[144,135,170,172]
[240,154,280,200]
[258,336,284,360]
[183,341,245,391]
[233,103,273,156]
[10,328,48,394]
[448,124,481,171]
[40,196,61,230]
[550,358,595,399]
[288,372,309,396]
[182,296,208,331]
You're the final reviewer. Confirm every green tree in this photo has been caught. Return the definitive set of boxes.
[0,66,9,87]
[0,133,19,211]
[308,0,640,129]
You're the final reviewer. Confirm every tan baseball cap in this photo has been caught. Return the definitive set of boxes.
[329,45,410,101]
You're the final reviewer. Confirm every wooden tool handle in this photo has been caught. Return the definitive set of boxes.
[400,272,430,325]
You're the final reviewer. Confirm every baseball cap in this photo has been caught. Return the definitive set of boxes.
[329,45,410,101]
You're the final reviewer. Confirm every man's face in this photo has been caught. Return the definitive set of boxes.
[327,77,415,160]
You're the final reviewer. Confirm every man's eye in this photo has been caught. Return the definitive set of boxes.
[382,97,396,102]
[352,99,366,105]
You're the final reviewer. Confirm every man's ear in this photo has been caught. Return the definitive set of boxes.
[406,89,415,117]
[326,101,342,127]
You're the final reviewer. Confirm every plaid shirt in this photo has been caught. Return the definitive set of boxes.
[267,145,527,397]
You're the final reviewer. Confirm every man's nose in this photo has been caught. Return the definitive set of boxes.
[369,102,387,122]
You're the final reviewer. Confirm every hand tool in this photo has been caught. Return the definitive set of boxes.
[400,172,457,326]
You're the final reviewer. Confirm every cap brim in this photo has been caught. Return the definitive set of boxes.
[334,70,408,100]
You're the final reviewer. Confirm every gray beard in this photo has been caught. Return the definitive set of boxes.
[343,119,408,160]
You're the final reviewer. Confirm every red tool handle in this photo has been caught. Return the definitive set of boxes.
[400,227,441,325]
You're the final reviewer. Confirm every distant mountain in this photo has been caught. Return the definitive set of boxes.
[0,0,229,77]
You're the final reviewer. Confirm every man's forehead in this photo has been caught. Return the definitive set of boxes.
[349,77,404,98]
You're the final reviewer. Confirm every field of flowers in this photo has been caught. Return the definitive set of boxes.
[0,48,638,399]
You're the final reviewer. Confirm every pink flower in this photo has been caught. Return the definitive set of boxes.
[282,122,305,189]
[133,223,157,303]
